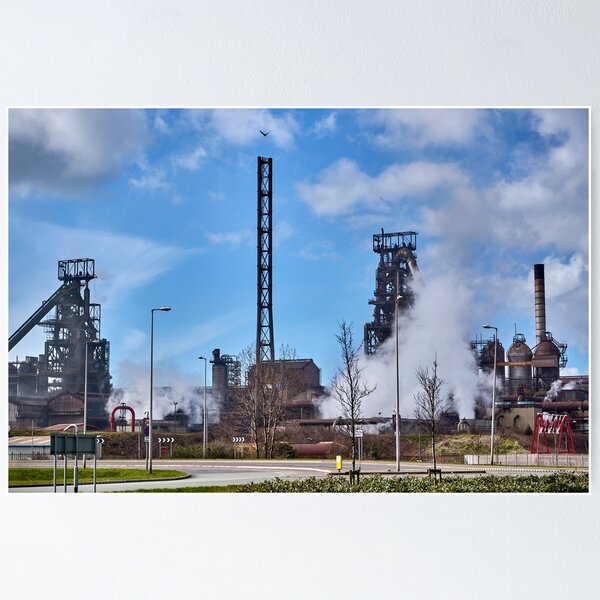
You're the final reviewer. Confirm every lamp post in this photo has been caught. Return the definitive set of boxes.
[63,423,79,493]
[198,356,208,459]
[483,324,498,465]
[395,293,403,472]
[82,340,89,468]
[149,306,172,474]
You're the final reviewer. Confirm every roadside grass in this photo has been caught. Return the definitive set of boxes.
[9,467,187,487]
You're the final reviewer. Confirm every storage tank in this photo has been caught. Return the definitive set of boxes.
[533,339,560,392]
[507,333,532,393]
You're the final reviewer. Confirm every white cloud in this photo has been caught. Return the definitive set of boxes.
[297,241,339,261]
[9,216,195,331]
[365,108,487,149]
[153,113,171,134]
[273,219,295,248]
[311,112,337,137]
[205,230,252,247]
[129,166,170,191]
[207,109,301,149]
[297,158,467,217]
[8,217,197,366]
[172,146,207,171]
[9,108,150,195]
[122,328,147,353]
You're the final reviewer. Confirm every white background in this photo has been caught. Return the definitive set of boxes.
[1,2,597,598]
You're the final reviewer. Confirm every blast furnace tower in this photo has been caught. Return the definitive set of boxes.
[9,258,111,411]
[364,229,419,355]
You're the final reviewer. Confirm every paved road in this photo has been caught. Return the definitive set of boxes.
[8,458,586,493]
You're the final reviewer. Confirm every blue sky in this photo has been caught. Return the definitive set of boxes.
[8,108,589,416]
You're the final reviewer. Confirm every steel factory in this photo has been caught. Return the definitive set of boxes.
[8,156,589,457]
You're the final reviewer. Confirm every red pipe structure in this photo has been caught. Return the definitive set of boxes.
[109,404,136,432]
[530,412,576,454]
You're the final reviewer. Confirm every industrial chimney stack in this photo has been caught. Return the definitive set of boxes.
[534,263,547,345]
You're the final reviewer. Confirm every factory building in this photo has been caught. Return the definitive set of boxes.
[211,348,325,430]
[470,263,587,438]
[8,259,112,430]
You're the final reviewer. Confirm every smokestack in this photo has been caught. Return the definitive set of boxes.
[534,264,546,345]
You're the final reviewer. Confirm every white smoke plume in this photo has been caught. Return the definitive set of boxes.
[544,380,562,402]
[108,360,218,424]
[320,272,483,420]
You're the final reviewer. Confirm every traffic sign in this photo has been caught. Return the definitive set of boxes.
[354,429,363,438]
[50,434,98,455]
[232,436,245,443]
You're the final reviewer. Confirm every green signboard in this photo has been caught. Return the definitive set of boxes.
[50,434,99,455]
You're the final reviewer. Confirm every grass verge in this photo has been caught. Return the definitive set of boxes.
[9,467,188,487]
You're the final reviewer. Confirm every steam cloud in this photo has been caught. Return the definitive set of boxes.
[108,360,218,424]
[320,272,486,420]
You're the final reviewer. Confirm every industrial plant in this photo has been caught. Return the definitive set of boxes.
[7,156,589,459]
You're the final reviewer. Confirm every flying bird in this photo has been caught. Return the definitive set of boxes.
[260,130,270,136]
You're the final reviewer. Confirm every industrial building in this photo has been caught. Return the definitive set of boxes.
[470,262,587,437]
[7,159,588,455]
[8,258,112,430]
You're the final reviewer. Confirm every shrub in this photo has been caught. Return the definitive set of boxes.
[240,472,588,493]
[272,442,296,459]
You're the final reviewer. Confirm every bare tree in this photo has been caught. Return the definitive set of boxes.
[330,320,375,474]
[413,357,448,472]
[229,345,261,457]
[230,343,303,458]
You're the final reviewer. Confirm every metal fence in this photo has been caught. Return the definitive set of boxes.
[9,448,51,460]
[464,453,588,467]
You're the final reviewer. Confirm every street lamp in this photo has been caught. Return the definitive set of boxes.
[63,423,79,493]
[149,306,172,474]
[82,339,90,468]
[198,356,208,459]
[483,324,498,465]
[395,293,403,473]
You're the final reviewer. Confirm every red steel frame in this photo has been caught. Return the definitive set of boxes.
[109,404,136,432]
[530,412,576,454]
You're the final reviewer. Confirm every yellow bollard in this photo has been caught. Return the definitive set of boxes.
[335,455,343,472]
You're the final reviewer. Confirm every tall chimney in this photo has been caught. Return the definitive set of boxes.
[534,264,546,345]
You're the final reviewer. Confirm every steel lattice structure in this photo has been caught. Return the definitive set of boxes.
[364,230,419,355]
[256,156,275,363]
[9,258,111,401]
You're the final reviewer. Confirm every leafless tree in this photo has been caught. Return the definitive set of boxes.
[414,357,448,472]
[330,320,375,474]
[230,343,303,458]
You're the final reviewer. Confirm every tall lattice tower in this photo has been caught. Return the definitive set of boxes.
[256,156,274,364]
[364,230,419,355]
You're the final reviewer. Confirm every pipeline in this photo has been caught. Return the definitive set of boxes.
[534,401,588,411]
[394,246,420,278]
